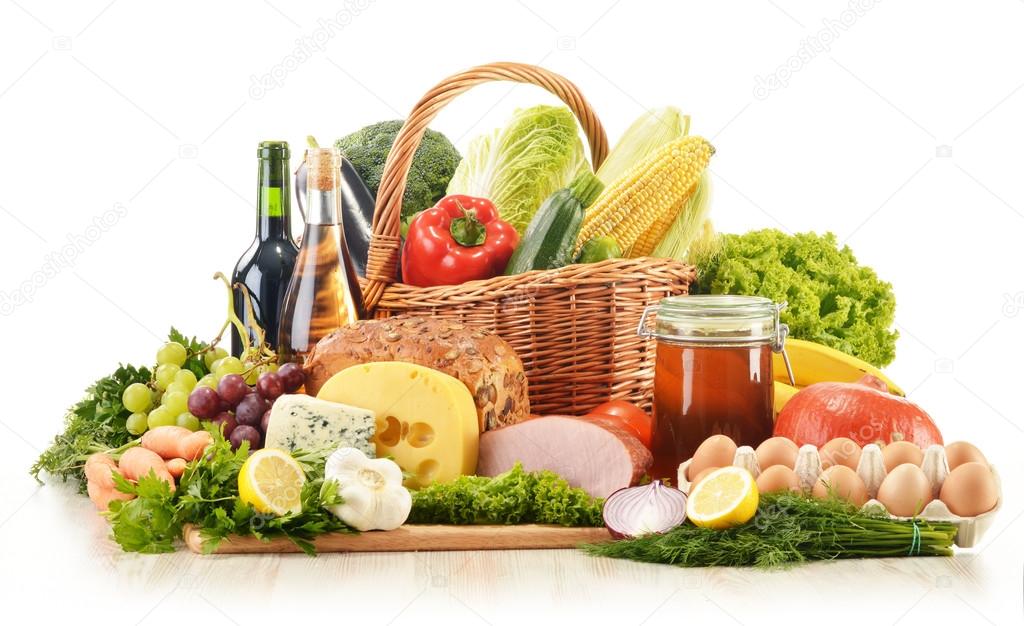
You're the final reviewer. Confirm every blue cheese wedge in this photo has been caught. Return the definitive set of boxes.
[264,394,376,457]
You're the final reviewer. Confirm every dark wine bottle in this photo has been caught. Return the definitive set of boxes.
[231,141,299,356]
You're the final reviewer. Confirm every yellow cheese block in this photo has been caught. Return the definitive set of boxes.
[316,362,479,488]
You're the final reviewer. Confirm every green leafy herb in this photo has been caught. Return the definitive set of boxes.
[107,471,179,553]
[408,463,603,526]
[32,329,210,489]
[104,431,352,555]
[583,492,956,568]
[31,363,150,489]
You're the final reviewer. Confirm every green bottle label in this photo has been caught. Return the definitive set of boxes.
[261,186,283,217]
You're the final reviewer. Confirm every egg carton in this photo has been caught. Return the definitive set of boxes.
[677,443,1001,548]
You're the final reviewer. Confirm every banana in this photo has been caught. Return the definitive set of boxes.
[773,380,800,418]
[772,338,905,396]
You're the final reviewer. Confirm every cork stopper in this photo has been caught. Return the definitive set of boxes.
[306,148,339,191]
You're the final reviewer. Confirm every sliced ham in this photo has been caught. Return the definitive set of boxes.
[476,415,652,498]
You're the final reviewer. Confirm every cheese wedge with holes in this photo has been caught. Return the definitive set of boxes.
[316,362,479,488]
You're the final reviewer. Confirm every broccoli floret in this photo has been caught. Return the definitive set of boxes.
[693,229,898,367]
[334,121,461,221]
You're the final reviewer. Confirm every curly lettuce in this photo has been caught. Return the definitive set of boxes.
[407,463,603,526]
[447,105,587,233]
[693,229,898,367]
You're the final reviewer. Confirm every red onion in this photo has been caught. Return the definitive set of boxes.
[602,480,688,539]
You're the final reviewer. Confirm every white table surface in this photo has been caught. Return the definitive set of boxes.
[3,474,1020,626]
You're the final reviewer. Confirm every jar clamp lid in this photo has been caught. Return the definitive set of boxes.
[637,295,796,385]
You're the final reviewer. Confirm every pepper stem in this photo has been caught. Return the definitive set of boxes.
[449,199,487,247]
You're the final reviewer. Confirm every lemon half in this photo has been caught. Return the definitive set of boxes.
[686,466,759,529]
[238,448,305,516]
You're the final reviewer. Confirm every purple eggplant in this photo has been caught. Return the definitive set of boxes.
[294,156,375,277]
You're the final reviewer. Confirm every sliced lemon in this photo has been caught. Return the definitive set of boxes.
[238,448,305,516]
[686,466,759,529]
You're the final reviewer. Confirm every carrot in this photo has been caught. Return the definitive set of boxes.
[118,447,175,490]
[141,426,213,461]
[84,453,119,490]
[87,480,133,512]
[178,431,213,461]
[141,426,193,460]
[166,457,188,478]
[84,453,135,511]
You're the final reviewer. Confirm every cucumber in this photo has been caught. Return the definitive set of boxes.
[504,172,604,274]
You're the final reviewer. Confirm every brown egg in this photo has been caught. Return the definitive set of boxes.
[756,437,798,469]
[688,435,737,480]
[945,441,987,470]
[877,463,933,516]
[688,466,719,490]
[756,465,801,493]
[819,437,863,470]
[812,465,868,506]
[882,441,924,471]
[940,461,998,517]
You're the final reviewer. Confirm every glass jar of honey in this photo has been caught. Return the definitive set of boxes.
[638,295,791,481]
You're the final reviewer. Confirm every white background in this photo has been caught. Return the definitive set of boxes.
[1,0,1022,624]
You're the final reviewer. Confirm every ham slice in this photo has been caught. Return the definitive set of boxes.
[476,415,652,498]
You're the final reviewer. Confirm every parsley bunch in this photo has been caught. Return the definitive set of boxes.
[105,431,351,555]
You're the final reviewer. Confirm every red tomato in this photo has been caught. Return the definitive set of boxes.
[587,400,652,448]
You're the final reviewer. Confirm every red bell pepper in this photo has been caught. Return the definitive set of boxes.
[402,195,519,287]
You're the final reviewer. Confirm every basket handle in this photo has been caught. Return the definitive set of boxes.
[361,61,610,314]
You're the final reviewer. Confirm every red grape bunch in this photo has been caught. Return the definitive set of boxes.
[187,362,304,450]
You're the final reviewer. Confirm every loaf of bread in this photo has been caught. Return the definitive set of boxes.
[303,315,529,431]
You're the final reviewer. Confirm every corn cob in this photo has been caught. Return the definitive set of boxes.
[634,196,688,257]
[577,135,714,257]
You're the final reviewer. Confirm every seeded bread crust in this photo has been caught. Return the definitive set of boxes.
[303,315,530,431]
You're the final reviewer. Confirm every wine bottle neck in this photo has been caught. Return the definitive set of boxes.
[305,147,342,226]
[257,158,292,241]
[306,188,342,225]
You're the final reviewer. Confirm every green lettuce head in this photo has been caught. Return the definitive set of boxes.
[447,105,587,233]
[693,229,899,367]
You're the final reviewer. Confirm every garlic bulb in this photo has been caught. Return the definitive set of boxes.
[324,447,412,531]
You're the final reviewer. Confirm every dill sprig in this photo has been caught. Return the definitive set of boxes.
[583,491,957,568]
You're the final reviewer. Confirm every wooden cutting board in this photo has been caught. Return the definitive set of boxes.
[184,524,613,554]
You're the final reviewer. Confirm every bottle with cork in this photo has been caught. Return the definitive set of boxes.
[278,146,365,363]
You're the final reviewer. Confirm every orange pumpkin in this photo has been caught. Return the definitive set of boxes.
[774,375,943,448]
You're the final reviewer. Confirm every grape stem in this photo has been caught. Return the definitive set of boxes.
[241,355,278,378]
[211,272,278,365]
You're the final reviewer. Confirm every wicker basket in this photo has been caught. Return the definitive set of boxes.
[360,62,696,415]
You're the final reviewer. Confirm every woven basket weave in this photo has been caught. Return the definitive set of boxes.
[361,62,695,414]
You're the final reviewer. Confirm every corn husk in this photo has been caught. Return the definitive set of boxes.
[651,170,713,261]
[596,107,689,185]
